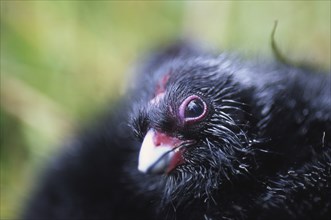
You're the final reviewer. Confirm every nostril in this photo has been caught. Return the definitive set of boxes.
[153,137,162,147]
[152,130,169,147]
[151,130,183,148]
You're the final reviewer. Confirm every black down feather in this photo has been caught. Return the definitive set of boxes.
[23,42,331,220]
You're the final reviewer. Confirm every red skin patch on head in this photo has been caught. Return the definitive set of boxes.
[155,71,171,96]
[149,71,170,105]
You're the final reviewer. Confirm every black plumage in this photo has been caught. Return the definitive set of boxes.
[23,42,331,220]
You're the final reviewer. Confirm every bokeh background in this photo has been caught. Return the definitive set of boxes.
[1,1,330,219]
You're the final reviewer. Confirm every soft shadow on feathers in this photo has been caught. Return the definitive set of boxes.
[23,42,331,220]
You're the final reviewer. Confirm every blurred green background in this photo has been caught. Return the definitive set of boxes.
[1,1,330,219]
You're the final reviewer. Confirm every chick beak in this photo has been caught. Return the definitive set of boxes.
[138,129,184,174]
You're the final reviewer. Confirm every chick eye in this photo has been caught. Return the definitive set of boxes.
[179,95,207,123]
[185,99,205,118]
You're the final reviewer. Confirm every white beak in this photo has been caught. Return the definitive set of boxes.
[138,129,174,174]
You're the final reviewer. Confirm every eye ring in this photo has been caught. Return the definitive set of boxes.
[179,95,207,123]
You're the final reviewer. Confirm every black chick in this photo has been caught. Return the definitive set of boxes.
[23,42,331,220]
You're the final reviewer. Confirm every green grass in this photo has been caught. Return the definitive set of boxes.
[1,1,330,219]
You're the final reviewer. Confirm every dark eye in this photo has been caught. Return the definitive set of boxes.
[185,99,205,118]
[179,95,207,123]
